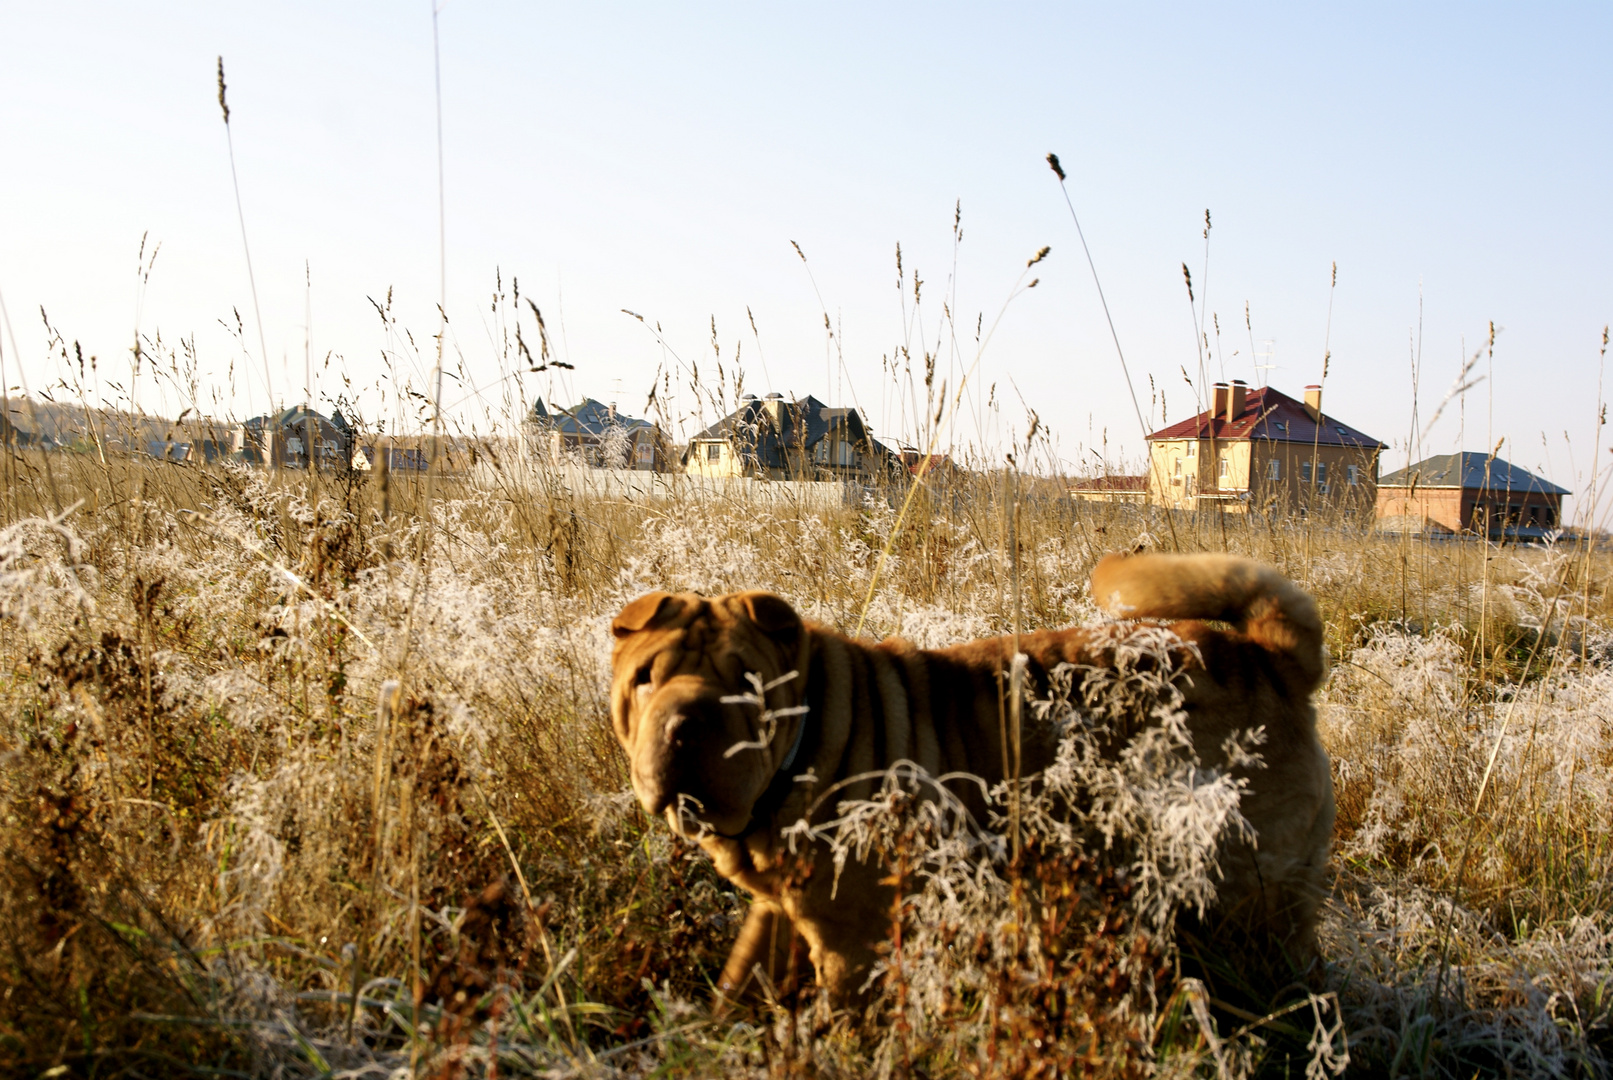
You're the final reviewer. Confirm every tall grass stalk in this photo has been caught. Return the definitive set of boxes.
[216,57,276,447]
[1047,151,1181,552]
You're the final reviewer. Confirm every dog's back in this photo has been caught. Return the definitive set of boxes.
[1089,551,1334,980]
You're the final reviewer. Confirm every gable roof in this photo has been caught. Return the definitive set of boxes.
[242,406,338,432]
[687,394,894,469]
[547,398,655,437]
[1146,385,1385,450]
[1379,453,1570,495]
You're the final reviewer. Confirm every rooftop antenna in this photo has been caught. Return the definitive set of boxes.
[1253,339,1279,386]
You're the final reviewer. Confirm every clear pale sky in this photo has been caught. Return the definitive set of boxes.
[3,3,1609,504]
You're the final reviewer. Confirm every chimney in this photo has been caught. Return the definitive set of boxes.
[1227,379,1247,421]
[1303,384,1322,421]
[762,391,785,426]
[1211,382,1230,422]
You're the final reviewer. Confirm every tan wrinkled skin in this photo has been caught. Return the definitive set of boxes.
[609,552,1335,1005]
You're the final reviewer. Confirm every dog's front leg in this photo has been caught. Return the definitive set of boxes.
[715,899,799,1005]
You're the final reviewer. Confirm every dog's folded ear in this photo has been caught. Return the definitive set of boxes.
[737,592,802,639]
[612,592,676,637]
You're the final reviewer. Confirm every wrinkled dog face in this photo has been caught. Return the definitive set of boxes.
[610,591,805,838]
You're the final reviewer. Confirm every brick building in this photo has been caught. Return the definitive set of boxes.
[1376,453,1569,539]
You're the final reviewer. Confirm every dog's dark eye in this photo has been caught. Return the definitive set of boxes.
[633,664,654,687]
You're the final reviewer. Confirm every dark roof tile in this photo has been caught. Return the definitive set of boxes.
[1379,452,1570,495]
[1146,385,1385,450]
[548,398,655,437]
[686,394,896,468]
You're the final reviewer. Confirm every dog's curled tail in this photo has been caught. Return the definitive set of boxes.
[1089,552,1326,691]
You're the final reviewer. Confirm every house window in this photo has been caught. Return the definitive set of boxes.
[1186,441,1196,458]
[1218,455,1230,479]
[1316,461,1327,484]
[1173,458,1182,477]
[1347,464,1360,486]
[813,440,829,463]
[638,441,655,464]
[837,441,855,466]
[1267,459,1281,481]
[1300,461,1312,483]
[706,442,722,462]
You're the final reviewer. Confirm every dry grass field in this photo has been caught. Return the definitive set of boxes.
[1,441,1610,1078]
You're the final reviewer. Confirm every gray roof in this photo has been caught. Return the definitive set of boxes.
[538,397,655,437]
[1379,452,1570,496]
[243,406,338,431]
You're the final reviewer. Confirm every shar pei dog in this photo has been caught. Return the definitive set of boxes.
[608,551,1334,1004]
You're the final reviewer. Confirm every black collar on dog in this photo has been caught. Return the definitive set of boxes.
[778,711,806,773]
[711,714,816,842]
[709,638,820,842]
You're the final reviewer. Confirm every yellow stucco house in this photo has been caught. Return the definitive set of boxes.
[1146,381,1385,514]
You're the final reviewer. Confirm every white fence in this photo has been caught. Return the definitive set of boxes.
[469,461,861,513]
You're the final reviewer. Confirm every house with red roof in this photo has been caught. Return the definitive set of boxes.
[898,448,959,481]
[1145,381,1385,514]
